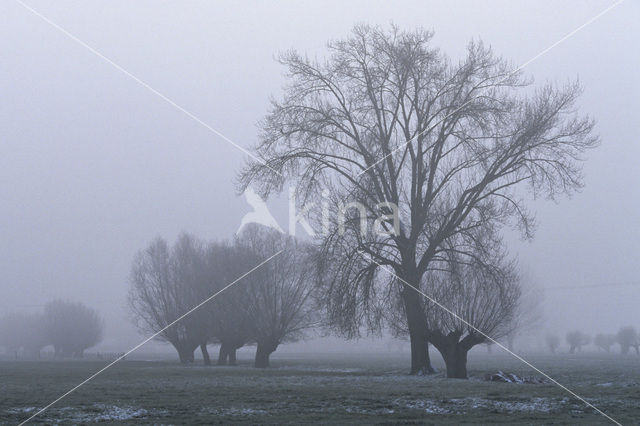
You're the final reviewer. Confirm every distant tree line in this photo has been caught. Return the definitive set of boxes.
[0,300,104,358]
[544,326,640,355]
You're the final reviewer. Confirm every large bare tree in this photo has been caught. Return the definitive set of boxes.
[239,25,597,374]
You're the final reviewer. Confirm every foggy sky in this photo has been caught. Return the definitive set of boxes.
[1,0,638,350]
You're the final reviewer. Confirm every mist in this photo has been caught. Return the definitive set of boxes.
[1,0,637,352]
[1,2,639,423]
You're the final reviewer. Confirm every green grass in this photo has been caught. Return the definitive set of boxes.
[1,350,638,424]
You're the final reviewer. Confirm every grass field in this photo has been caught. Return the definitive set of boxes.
[1,350,638,424]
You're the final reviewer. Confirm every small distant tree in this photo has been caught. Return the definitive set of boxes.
[0,313,47,357]
[43,300,104,357]
[545,334,560,354]
[594,333,616,352]
[238,225,317,368]
[616,326,639,355]
[565,330,590,354]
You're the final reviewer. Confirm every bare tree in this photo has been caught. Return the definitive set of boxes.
[239,25,597,374]
[422,255,521,378]
[616,326,639,355]
[128,236,206,364]
[545,334,560,354]
[594,333,616,353]
[203,240,258,366]
[43,300,104,358]
[565,330,590,354]
[238,225,316,368]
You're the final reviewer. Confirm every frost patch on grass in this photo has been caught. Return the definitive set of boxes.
[6,407,37,414]
[11,404,168,423]
[490,397,557,413]
[394,396,576,414]
[484,371,549,384]
[201,407,268,416]
[395,399,453,414]
[344,406,395,414]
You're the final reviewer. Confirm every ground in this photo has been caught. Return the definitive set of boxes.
[1,350,638,424]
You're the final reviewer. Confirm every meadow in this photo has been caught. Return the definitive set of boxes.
[1,350,638,424]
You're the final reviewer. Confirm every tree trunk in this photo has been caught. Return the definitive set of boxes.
[255,341,278,368]
[177,345,195,364]
[443,344,469,379]
[200,343,211,366]
[217,344,229,365]
[402,288,434,375]
[430,333,478,379]
[228,347,237,365]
